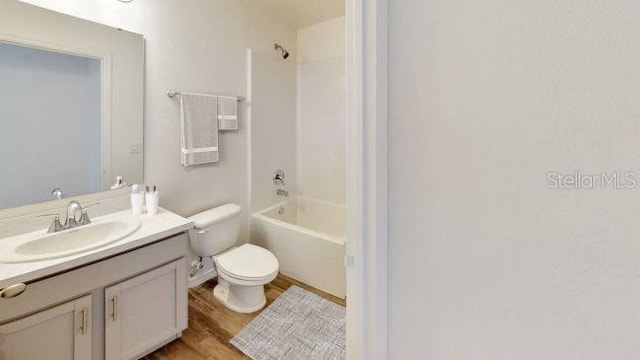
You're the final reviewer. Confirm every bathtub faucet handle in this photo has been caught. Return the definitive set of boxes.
[273,169,285,186]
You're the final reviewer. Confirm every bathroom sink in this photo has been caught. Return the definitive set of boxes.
[0,219,141,264]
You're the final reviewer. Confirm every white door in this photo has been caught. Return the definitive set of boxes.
[0,294,92,360]
[104,259,187,360]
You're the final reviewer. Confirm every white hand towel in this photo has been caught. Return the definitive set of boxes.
[218,96,238,130]
[179,94,219,166]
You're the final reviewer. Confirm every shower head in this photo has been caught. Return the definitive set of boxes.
[274,43,290,60]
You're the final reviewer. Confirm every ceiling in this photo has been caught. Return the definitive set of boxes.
[256,0,345,29]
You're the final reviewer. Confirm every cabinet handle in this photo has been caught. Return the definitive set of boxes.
[0,283,27,298]
[80,308,88,335]
[111,296,118,321]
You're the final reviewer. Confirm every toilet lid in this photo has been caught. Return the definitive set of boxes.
[216,244,279,280]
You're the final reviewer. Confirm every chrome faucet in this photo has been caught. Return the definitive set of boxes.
[65,201,82,229]
[38,200,98,233]
[276,189,289,197]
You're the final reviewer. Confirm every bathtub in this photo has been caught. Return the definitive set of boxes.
[251,197,346,298]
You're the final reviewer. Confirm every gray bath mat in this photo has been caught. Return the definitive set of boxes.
[230,285,346,360]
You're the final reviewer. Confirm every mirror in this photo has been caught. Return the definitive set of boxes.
[0,0,144,210]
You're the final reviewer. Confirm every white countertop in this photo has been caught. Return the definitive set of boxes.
[0,208,193,289]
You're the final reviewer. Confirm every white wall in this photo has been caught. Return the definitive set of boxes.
[296,17,345,205]
[390,1,640,359]
[0,42,101,208]
[249,50,297,213]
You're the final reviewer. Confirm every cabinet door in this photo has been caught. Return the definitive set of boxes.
[0,294,92,360]
[105,258,187,360]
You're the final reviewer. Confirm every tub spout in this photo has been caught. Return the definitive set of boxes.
[276,189,289,197]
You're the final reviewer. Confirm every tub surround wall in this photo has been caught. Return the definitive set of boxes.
[296,17,345,64]
[296,17,346,205]
[249,17,347,214]
[248,18,346,298]
[248,50,298,213]
[295,197,345,239]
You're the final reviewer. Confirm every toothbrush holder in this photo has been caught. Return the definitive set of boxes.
[131,192,145,215]
[145,191,159,216]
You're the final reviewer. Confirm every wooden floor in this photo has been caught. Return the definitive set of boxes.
[143,274,346,360]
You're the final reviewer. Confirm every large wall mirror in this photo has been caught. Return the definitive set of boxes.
[0,0,144,210]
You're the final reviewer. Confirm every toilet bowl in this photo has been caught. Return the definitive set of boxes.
[213,243,278,312]
[188,204,279,313]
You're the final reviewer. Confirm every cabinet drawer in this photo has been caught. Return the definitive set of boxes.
[0,232,188,323]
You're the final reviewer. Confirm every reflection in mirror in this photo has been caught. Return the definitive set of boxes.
[0,43,103,208]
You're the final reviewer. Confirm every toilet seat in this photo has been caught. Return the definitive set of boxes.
[216,266,277,285]
[214,244,279,282]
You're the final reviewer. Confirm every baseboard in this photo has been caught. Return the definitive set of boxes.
[131,333,179,359]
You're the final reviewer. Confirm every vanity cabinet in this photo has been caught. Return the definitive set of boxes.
[105,259,187,360]
[0,295,92,360]
[0,232,190,360]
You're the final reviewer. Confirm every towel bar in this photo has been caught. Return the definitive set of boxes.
[167,90,245,102]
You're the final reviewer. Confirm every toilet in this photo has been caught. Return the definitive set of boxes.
[188,204,279,313]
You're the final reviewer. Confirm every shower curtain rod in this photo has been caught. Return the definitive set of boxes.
[167,90,245,101]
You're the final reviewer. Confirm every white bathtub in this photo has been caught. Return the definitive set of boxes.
[251,197,346,298]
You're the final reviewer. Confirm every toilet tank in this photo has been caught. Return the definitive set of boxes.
[188,204,242,257]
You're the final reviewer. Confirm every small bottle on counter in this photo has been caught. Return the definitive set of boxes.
[131,184,145,215]
[146,185,159,216]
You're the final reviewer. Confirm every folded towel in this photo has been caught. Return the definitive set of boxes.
[179,94,219,166]
[218,96,238,130]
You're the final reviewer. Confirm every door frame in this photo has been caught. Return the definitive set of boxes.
[345,0,389,358]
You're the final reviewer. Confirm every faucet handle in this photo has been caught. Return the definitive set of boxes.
[80,202,101,211]
[273,169,285,186]
[36,213,59,218]
[78,211,92,226]
[77,202,100,226]
[69,202,99,219]
[37,214,64,233]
